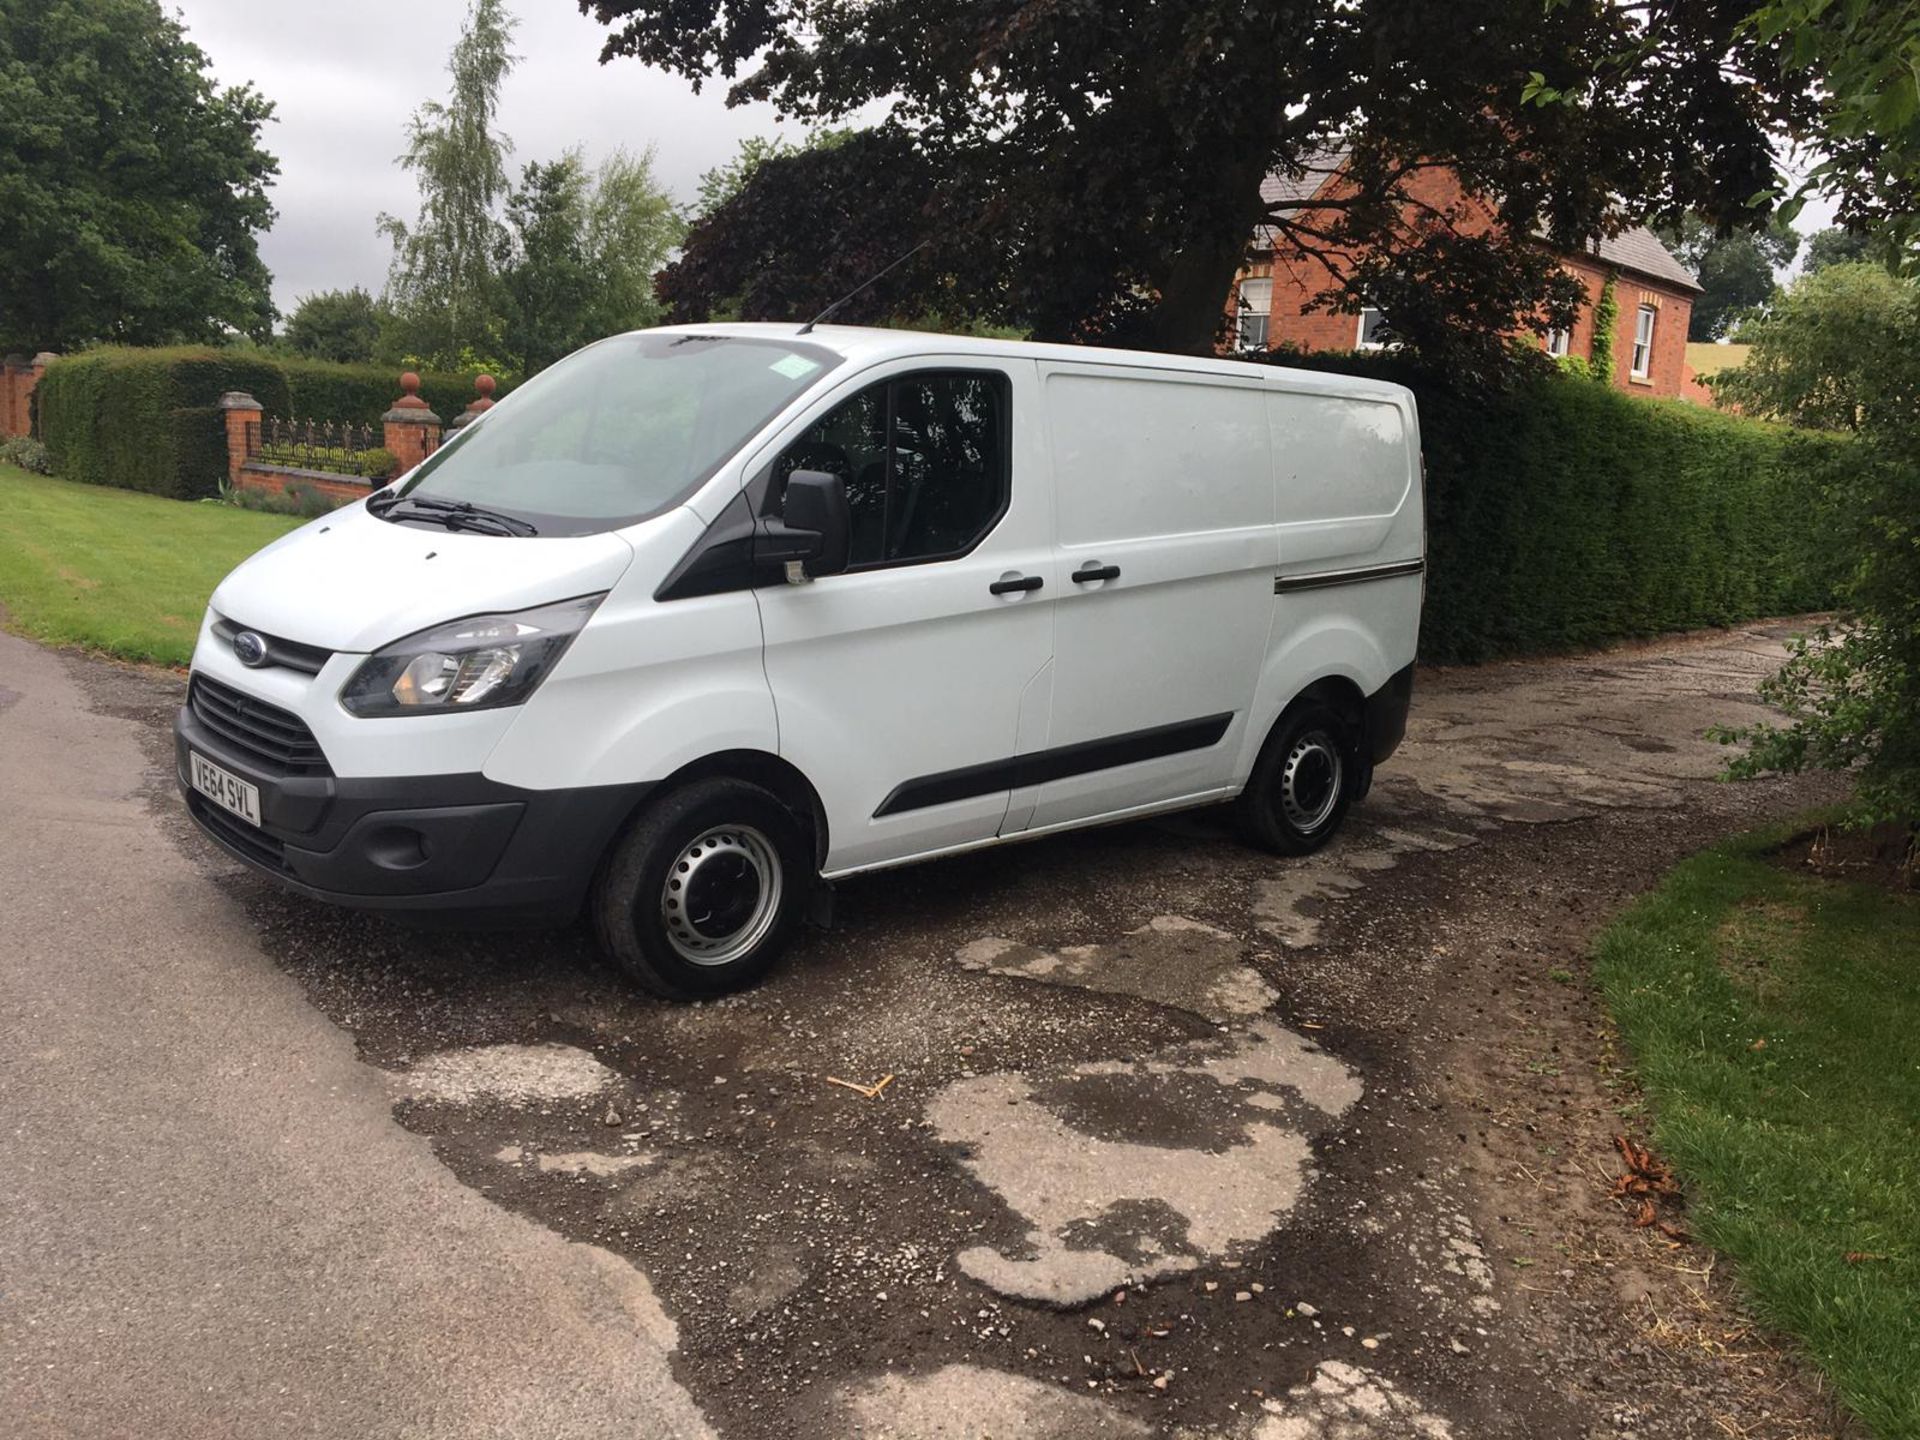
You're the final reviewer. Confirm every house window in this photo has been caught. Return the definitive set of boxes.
[1545,327,1571,358]
[1235,278,1272,351]
[1631,304,1656,378]
[1356,307,1392,350]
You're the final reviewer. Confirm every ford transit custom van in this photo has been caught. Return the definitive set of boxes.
[177,326,1423,997]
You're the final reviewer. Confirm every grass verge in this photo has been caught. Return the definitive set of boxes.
[1594,819,1920,1437]
[0,465,301,666]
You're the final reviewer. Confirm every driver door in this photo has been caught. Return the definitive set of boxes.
[751,359,1055,875]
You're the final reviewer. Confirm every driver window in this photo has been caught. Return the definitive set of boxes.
[774,382,889,566]
[773,370,1008,569]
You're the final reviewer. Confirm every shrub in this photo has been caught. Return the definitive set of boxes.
[0,435,53,473]
[1258,349,1848,662]
[37,348,290,500]
[358,447,400,480]
[222,479,350,518]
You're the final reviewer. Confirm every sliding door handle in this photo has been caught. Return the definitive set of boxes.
[1071,563,1121,584]
[989,573,1044,595]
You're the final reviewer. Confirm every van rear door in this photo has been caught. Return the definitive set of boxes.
[1013,362,1276,833]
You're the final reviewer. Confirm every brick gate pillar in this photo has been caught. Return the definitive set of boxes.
[218,391,262,491]
[382,372,441,475]
[28,354,55,438]
[1,355,27,438]
[442,373,497,435]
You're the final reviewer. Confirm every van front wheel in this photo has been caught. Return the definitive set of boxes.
[1236,701,1356,856]
[592,778,811,999]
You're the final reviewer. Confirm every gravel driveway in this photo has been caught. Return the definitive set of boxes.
[8,620,1851,1439]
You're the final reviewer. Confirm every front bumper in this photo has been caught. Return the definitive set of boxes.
[175,703,652,916]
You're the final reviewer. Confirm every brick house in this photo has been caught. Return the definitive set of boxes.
[1228,150,1702,398]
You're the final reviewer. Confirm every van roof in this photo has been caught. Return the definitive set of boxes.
[639,322,1415,404]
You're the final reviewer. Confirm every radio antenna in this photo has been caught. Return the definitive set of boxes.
[798,239,931,334]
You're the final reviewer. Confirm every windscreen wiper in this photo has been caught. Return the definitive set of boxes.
[369,493,538,536]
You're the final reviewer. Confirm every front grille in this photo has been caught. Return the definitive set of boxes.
[188,676,332,777]
[211,616,333,675]
[188,793,291,872]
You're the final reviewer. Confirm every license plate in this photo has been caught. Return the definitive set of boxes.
[190,751,262,828]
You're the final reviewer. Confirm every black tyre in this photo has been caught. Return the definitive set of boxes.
[591,778,812,999]
[1235,700,1358,855]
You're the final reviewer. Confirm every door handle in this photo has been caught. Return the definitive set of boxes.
[1071,563,1121,584]
[989,573,1044,595]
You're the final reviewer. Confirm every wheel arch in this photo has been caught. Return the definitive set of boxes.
[651,749,831,871]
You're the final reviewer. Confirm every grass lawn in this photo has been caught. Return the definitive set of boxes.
[0,465,302,666]
[1595,821,1920,1437]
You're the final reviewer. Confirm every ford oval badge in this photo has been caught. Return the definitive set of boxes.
[233,630,269,668]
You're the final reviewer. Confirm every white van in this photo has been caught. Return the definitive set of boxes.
[177,326,1423,997]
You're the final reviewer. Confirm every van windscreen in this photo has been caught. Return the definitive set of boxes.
[384,334,843,536]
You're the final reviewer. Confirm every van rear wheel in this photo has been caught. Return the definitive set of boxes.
[592,778,811,999]
[1236,701,1357,856]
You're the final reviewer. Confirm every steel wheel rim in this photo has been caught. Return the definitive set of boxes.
[1280,730,1344,833]
[659,825,783,967]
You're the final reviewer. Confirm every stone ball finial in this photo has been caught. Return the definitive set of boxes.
[475,373,496,399]
[389,370,432,415]
[385,369,439,425]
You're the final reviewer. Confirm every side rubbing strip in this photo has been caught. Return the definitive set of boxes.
[1274,558,1426,594]
[874,712,1234,818]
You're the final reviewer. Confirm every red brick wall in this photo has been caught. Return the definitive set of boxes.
[1233,165,1698,399]
[1605,278,1692,397]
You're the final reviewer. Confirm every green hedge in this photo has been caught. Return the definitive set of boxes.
[280,359,512,428]
[36,349,513,501]
[1260,351,1850,662]
[37,348,291,500]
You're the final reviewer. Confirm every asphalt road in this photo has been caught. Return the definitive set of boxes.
[0,620,1848,1440]
[0,630,714,1439]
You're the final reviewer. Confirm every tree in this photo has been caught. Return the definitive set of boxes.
[0,0,278,352]
[283,287,386,363]
[688,129,852,221]
[499,156,594,375]
[1744,0,1920,267]
[1655,215,1800,340]
[660,129,940,327]
[1708,3,1920,841]
[1715,263,1915,431]
[692,135,793,220]
[497,147,681,373]
[581,148,682,339]
[1801,227,1875,275]
[1710,265,1920,832]
[378,0,516,369]
[1711,267,1920,829]
[586,0,1813,362]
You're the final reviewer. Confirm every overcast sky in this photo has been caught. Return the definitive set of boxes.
[172,0,801,315]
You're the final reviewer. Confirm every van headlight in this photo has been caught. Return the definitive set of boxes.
[340,594,604,717]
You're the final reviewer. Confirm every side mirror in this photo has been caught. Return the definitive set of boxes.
[761,468,851,578]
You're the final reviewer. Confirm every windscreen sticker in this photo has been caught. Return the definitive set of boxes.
[770,354,822,380]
